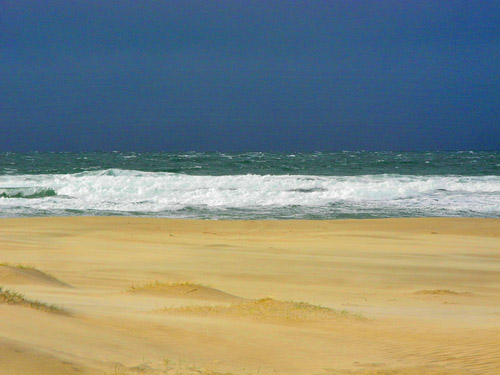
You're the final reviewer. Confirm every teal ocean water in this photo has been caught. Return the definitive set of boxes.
[0,152,499,219]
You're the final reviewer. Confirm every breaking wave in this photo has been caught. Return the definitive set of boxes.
[0,187,57,199]
[0,169,499,219]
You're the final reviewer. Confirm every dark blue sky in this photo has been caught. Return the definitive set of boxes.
[1,1,499,151]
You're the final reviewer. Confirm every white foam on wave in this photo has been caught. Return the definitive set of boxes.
[0,170,499,217]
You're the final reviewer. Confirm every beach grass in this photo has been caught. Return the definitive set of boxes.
[107,358,241,375]
[160,297,364,322]
[414,289,473,296]
[0,262,35,270]
[128,280,206,292]
[0,286,68,315]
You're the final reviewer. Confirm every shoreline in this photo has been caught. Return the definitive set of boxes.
[1,216,499,375]
[2,215,499,235]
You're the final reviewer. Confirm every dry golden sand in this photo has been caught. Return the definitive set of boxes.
[0,217,498,375]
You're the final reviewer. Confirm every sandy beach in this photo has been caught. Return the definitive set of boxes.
[0,217,499,375]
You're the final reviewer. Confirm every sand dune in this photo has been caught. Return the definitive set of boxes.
[0,217,498,375]
[128,281,243,302]
[0,339,94,375]
[0,264,71,287]
[159,297,364,323]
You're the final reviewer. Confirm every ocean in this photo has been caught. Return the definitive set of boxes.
[0,151,498,219]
